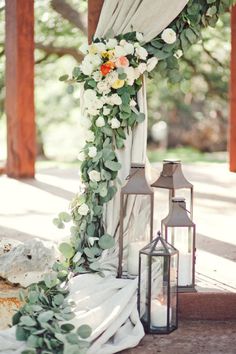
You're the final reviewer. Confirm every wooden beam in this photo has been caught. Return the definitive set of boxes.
[5,0,35,178]
[88,0,104,44]
[230,5,236,172]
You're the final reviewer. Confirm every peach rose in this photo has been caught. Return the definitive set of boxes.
[115,56,129,68]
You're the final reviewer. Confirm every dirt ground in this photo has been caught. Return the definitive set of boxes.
[121,320,236,354]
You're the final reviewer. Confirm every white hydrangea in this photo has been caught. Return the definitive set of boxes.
[110,118,121,129]
[97,80,111,95]
[135,46,148,60]
[88,146,97,158]
[85,130,95,142]
[106,38,118,49]
[88,170,101,182]
[146,57,158,72]
[161,28,177,44]
[96,116,106,127]
[84,89,97,105]
[78,203,89,216]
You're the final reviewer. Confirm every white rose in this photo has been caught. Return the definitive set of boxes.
[103,107,111,116]
[110,94,122,106]
[96,116,105,127]
[124,42,134,55]
[90,54,102,67]
[130,99,137,107]
[137,63,147,74]
[95,42,106,52]
[86,107,99,116]
[114,45,126,57]
[78,203,89,216]
[174,49,183,59]
[88,146,97,158]
[77,151,85,161]
[106,38,118,49]
[161,28,177,44]
[84,89,97,104]
[79,43,89,54]
[80,60,94,76]
[80,116,92,129]
[110,118,121,129]
[135,46,148,60]
[146,57,158,72]
[136,32,144,42]
[88,170,101,182]
[93,70,102,82]
[85,130,95,142]
[97,80,111,95]
[134,68,141,80]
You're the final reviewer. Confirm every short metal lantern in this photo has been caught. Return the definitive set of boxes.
[138,232,179,334]
[162,197,196,292]
[151,160,194,217]
[117,163,154,279]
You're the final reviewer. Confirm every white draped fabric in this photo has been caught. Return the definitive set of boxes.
[0,1,188,353]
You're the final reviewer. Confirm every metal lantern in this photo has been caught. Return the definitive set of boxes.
[162,197,196,292]
[117,163,154,279]
[151,160,194,218]
[138,232,179,334]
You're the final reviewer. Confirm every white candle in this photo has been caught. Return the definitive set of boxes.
[178,253,192,286]
[151,299,170,327]
[127,241,146,276]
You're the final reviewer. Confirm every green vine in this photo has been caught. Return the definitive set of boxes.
[13,1,235,353]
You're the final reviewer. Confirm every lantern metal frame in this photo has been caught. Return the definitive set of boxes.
[161,197,196,293]
[117,163,154,278]
[151,159,194,218]
[138,232,179,334]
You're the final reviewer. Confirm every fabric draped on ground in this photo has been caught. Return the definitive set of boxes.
[0,1,189,353]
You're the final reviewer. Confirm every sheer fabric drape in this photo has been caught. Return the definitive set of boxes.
[0,1,189,353]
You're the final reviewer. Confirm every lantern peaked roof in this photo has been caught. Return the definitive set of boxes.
[121,163,153,195]
[151,160,193,190]
[140,231,178,256]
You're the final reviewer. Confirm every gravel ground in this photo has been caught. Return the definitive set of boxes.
[121,320,236,354]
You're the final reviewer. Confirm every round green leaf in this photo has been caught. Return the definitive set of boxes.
[77,324,92,339]
[59,212,72,222]
[38,310,54,323]
[53,293,64,306]
[20,315,37,327]
[98,234,115,250]
[59,242,74,259]
[61,323,75,332]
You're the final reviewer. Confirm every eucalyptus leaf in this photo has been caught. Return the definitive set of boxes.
[20,316,37,327]
[38,310,54,323]
[98,234,115,250]
[59,243,74,259]
[104,160,121,172]
[59,212,72,223]
[77,324,92,339]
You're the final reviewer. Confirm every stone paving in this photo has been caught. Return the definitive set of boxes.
[121,320,236,354]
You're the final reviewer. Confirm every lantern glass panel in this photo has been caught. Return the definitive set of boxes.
[165,226,194,287]
[169,253,178,328]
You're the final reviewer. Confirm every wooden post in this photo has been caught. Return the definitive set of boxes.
[230,5,236,172]
[88,0,104,44]
[5,0,35,178]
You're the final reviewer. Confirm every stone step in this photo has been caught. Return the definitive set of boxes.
[0,279,22,330]
[179,292,236,320]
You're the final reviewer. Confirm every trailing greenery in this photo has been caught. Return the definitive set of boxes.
[13,1,236,353]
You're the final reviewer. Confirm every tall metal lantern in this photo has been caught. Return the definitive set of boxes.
[151,160,194,218]
[138,232,179,334]
[162,197,196,292]
[117,163,154,279]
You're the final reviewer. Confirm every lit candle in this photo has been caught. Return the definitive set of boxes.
[127,241,147,276]
[151,299,171,327]
[178,252,192,286]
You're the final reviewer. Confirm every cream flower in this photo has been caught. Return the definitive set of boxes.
[109,94,122,106]
[106,38,118,49]
[124,67,136,85]
[135,46,148,60]
[96,116,106,127]
[77,151,85,161]
[93,71,102,82]
[161,28,177,44]
[137,63,147,74]
[103,107,111,116]
[80,116,92,129]
[147,57,158,72]
[114,45,126,57]
[88,170,101,182]
[85,130,95,142]
[136,32,144,42]
[78,203,89,216]
[124,42,135,55]
[80,60,94,76]
[97,80,111,94]
[79,43,89,54]
[110,118,121,129]
[88,146,97,158]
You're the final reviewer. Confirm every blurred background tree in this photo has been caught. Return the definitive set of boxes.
[0,0,232,162]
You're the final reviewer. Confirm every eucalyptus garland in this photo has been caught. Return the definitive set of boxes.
[13,1,235,353]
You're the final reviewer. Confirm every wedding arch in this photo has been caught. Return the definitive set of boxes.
[1,1,236,354]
